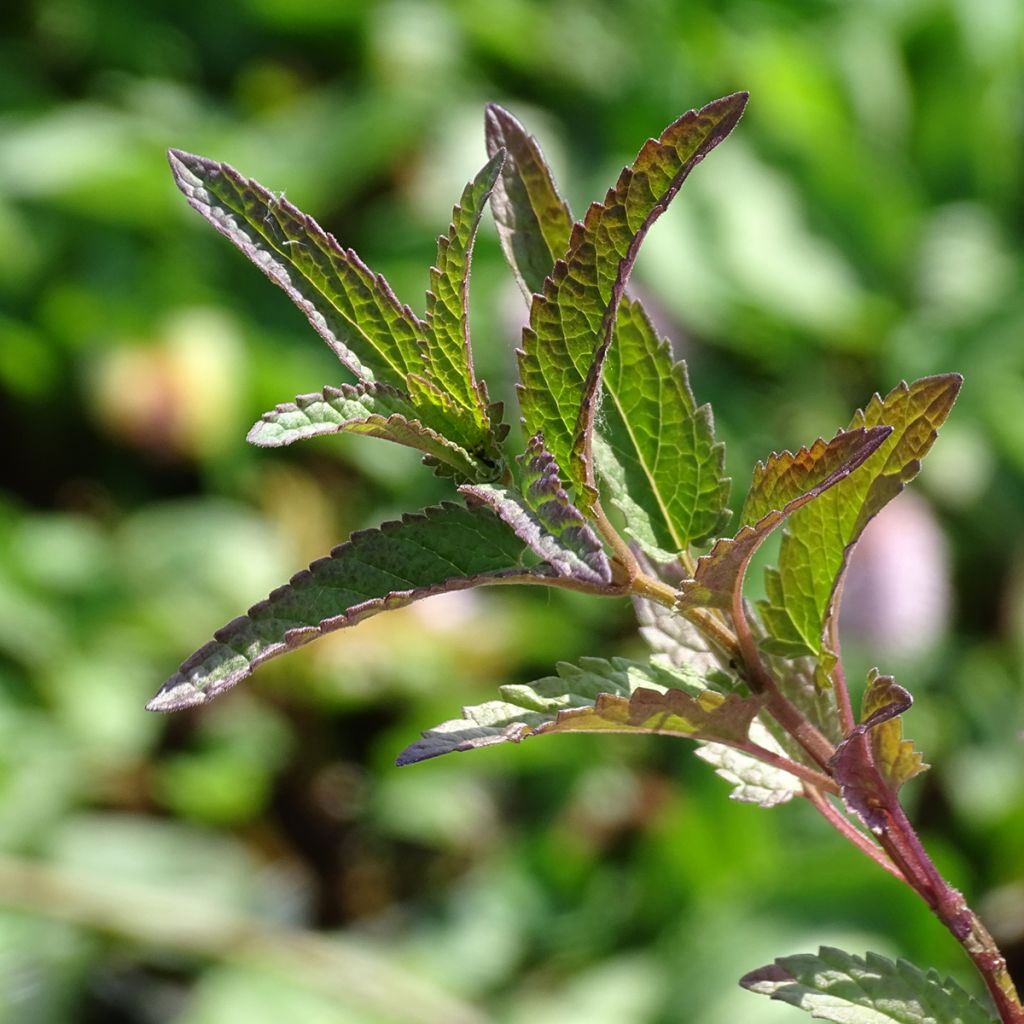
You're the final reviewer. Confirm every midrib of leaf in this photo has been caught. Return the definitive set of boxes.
[606,369,685,551]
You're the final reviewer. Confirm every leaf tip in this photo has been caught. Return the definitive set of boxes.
[146,675,207,713]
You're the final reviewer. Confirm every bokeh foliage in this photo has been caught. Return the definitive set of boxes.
[2,1,1024,1021]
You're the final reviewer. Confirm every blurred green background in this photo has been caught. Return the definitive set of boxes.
[2,0,1024,1021]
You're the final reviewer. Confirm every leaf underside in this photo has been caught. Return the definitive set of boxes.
[740,946,997,1024]
[759,374,962,659]
[696,718,804,807]
[679,426,892,612]
[517,92,748,504]
[247,382,493,481]
[396,656,758,766]
[147,503,544,712]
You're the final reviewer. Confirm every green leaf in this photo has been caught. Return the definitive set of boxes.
[396,656,758,765]
[460,435,612,585]
[594,298,730,556]
[696,719,803,808]
[484,103,574,299]
[147,502,545,712]
[246,382,498,482]
[740,947,997,1024]
[862,670,928,791]
[168,149,427,387]
[678,427,891,611]
[633,590,719,676]
[421,152,504,433]
[759,374,962,659]
[518,93,748,502]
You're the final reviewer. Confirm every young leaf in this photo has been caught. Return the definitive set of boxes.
[246,382,498,482]
[678,427,892,611]
[831,679,917,832]
[397,656,757,766]
[421,152,504,430]
[485,107,731,553]
[696,719,803,808]
[862,670,928,791]
[594,298,730,556]
[759,374,962,659]
[484,104,574,299]
[740,946,997,1024]
[460,435,612,585]
[147,502,548,712]
[518,93,748,503]
[168,149,427,387]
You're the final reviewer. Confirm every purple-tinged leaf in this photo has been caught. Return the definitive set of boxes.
[594,299,730,555]
[148,502,546,712]
[760,374,963,659]
[460,435,611,585]
[396,656,757,766]
[518,93,747,505]
[831,679,915,832]
[741,946,997,1023]
[422,152,504,432]
[678,427,891,612]
[168,149,427,387]
[246,382,499,482]
[484,104,574,299]
[862,670,928,790]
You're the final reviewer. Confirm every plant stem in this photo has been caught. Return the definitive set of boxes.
[828,572,856,735]
[873,798,1024,1023]
[729,583,835,770]
[803,785,906,884]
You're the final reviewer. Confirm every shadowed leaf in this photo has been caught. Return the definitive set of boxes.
[148,503,548,712]
[484,104,574,299]
[397,656,756,765]
[740,946,997,1023]
[460,436,612,585]
[595,299,730,555]
[518,93,748,503]
[679,427,891,611]
[246,382,498,481]
[759,375,962,659]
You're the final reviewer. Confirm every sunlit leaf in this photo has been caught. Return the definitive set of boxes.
[517,93,747,502]
[460,435,612,585]
[396,656,757,765]
[147,503,545,712]
[759,375,962,659]
[422,152,504,431]
[679,427,891,611]
[831,678,919,832]
[484,104,573,299]
[740,946,997,1023]
[168,149,427,387]
[595,298,730,555]
[862,670,928,791]
[246,382,497,481]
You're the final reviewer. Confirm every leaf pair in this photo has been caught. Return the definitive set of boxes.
[169,147,507,482]
[490,97,744,553]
